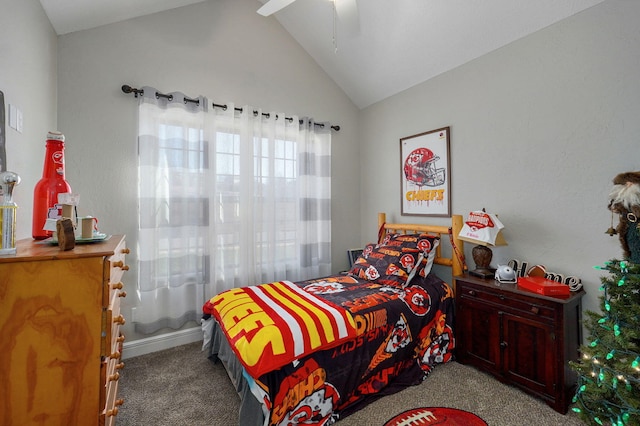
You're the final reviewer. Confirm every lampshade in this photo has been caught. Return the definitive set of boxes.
[458,210,508,278]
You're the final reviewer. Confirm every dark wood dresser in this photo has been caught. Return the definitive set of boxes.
[454,274,585,413]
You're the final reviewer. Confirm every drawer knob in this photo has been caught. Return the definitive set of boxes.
[531,306,540,314]
[111,282,124,290]
[110,351,122,359]
[115,362,125,370]
[121,248,131,254]
[500,341,508,349]
[115,399,125,407]
[106,407,119,417]
[118,291,127,298]
[114,315,126,325]
[108,372,120,382]
[113,261,130,270]
[468,290,476,297]
[117,334,126,343]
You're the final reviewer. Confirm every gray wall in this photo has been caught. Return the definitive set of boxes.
[0,0,58,237]
[55,0,361,342]
[359,0,639,315]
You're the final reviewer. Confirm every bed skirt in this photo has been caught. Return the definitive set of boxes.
[202,317,265,426]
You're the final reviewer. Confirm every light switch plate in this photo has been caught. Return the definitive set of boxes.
[9,104,17,130]
[16,108,22,133]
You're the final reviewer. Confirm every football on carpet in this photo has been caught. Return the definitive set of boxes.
[384,406,487,426]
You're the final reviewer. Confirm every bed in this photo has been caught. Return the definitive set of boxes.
[202,213,465,425]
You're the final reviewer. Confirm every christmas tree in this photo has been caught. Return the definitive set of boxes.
[569,259,640,425]
[570,171,640,425]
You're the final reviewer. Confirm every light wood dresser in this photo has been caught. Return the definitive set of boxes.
[0,235,129,425]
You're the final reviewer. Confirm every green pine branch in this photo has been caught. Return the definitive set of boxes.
[570,259,640,426]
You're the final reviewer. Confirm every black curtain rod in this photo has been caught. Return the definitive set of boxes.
[121,85,340,131]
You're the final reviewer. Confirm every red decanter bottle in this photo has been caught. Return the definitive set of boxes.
[32,131,72,239]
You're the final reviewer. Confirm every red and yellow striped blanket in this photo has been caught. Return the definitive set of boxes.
[206,280,358,378]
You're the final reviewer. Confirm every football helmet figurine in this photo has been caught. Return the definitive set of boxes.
[495,265,517,283]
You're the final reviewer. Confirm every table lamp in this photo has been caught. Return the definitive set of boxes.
[458,209,507,278]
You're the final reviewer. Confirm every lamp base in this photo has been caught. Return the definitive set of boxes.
[469,267,496,279]
[470,244,495,279]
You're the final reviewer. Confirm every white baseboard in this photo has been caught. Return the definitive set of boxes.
[122,327,203,359]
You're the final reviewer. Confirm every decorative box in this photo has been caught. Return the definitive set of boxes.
[517,276,570,297]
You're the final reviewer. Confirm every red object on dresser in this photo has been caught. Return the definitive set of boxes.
[32,131,73,240]
[517,276,571,297]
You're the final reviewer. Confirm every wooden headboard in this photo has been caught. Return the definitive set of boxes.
[377,212,465,278]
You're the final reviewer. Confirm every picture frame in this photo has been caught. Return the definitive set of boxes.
[400,126,451,217]
[347,248,363,268]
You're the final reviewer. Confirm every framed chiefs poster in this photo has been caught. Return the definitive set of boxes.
[400,126,451,217]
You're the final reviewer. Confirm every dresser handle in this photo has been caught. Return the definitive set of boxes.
[111,282,124,290]
[115,362,125,370]
[106,407,119,417]
[110,351,121,360]
[115,399,125,407]
[114,315,126,325]
[531,306,540,314]
[112,261,130,271]
[116,334,126,343]
[118,291,127,298]
[108,372,120,382]
[468,290,476,297]
[121,248,130,254]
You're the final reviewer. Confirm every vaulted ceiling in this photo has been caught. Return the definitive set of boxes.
[39,0,606,108]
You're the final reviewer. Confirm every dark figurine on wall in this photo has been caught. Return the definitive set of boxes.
[608,171,640,263]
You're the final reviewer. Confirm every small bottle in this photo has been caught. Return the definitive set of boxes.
[32,131,73,240]
[0,171,21,255]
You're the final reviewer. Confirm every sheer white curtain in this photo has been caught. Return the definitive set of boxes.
[135,87,332,334]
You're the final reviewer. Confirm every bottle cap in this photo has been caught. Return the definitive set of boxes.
[47,131,65,142]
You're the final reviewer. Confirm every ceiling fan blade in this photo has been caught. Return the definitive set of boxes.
[335,0,360,35]
[257,0,298,16]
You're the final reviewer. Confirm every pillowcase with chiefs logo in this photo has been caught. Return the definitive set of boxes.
[348,233,440,287]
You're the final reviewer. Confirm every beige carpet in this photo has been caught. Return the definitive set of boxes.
[117,341,586,426]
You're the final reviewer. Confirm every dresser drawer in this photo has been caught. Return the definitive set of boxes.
[458,281,556,323]
[101,358,124,426]
[100,354,124,405]
[103,238,129,307]
[104,298,126,357]
[102,237,128,358]
[103,378,122,426]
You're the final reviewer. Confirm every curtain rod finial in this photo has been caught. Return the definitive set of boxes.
[122,84,143,98]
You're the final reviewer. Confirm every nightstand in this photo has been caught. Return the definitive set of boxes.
[454,274,585,414]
